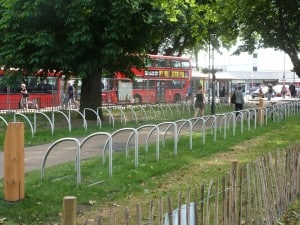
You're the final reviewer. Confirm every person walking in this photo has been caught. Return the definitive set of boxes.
[234,86,244,116]
[64,81,79,109]
[20,83,29,110]
[194,85,205,117]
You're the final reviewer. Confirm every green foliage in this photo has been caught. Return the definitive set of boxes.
[217,0,300,76]
[0,71,24,90]
[0,0,170,111]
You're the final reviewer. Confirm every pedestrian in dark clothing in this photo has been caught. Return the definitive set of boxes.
[64,81,79,109]
[289,83,296,98]
[267,83,274,101]
[235,86,244,116]
[194,85,205,117]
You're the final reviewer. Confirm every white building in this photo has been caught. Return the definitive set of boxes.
[192,48,299,98]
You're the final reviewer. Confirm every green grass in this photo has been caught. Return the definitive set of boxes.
[0,106,299,224]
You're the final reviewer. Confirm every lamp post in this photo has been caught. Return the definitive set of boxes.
[283,53,286,83]
[210,34,216,115]
[208,35,211,105]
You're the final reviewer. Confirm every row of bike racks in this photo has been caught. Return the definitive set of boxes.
[0,100,299,137]
[40,100,300,186]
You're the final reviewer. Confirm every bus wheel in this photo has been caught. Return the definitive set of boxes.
[174,94,181,102]
[134,94,142,104]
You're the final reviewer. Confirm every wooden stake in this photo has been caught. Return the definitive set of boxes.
[4,122,24,201]
[257,98,265,125]
[62,196,77,225]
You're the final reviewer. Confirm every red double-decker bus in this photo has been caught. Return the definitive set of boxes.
[0,68,62,110]
[102,55,192,104]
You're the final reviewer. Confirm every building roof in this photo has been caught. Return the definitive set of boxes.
[214,72,240,80]
[192,69,300,83]
[229,71,299,83]
[192,71,240,80]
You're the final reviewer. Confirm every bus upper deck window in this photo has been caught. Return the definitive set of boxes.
[182,61,190,68]
[171,60,181,68]
[145,58,155,67]
[157,59,165,67]
[157,59,170,68]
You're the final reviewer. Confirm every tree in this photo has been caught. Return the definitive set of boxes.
[0,0,164,117]
[216,0,300,76]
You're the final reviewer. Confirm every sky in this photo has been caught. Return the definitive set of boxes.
[195,48,294,72]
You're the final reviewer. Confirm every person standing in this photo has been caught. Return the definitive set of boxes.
[289,83,296,98]
[258,85,264,98]
[234,86,244,115]
[186,84,192,101]
[65,81,79,109]
[20,83,29,110]
[267,83,273,101]
[194,85,205,117]
[281,84,287,99]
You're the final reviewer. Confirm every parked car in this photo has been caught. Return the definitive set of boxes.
[273,84,289,97]
[296,87,300,97]
[251,86,268,99]
[246,87,258,95]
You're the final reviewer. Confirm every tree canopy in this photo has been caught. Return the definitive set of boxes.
[0,0,164,112]
[215,0,300,76]
[0,0,299,115]
[0,0,204,114]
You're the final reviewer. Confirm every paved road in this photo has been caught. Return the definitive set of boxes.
[0,129,158,179]
[0,144,50,178]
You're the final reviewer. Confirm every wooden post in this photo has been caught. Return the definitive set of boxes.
[4,122,25,201]
[257,98,265,125]
[62,196,77,225]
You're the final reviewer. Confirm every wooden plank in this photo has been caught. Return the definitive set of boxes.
[222,176,227,225]
[206,180,213,225]
[167,195,173,225]
[149,200,154,225]
[230,161,238,225]
[237,167,243,225]
[178,192,182,225]
[159,197,164,225]
[194,189,199,225]
[200,184,204,225]
[245,164,252,225]
[214,179,219,225]
[125,207,129,225]
[186,190,190,225]
[136,204,141,225]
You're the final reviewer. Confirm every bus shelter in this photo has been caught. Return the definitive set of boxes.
[191,71,241,103]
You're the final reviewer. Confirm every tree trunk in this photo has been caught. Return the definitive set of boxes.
[80,71,102,120]
[288,51,300,77]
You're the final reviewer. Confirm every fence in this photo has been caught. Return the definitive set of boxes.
[72,145,300,225]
